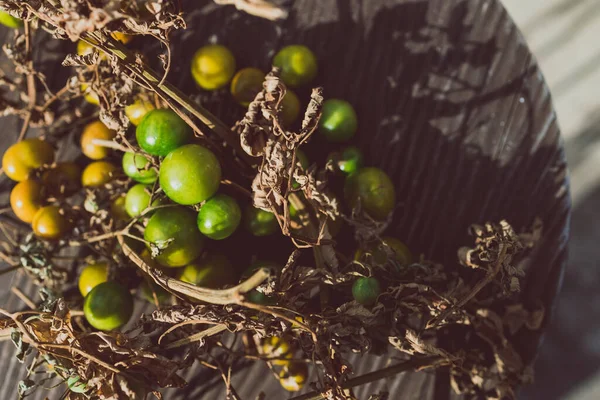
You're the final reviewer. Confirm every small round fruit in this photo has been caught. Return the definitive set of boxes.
[0,11,22,28]
[110,194,129,221]
[81,161,117,187]
[31,205,71,240]
[371,237,412,266]
[140,280,170,305]
[159,144,221,205]
[318,99,357,142]
[230,67,265,106]
[281,90,300,126]
[136,109,192,157]
[180,254,236,289]
[143,206,204,267]
[352,277,381,306]
[83,282,133,331]
[78,262,109,296]
[344,167,396,220]
[81,121,116,160]
[122,152,157,184]
[197,194,241,240]
[329,146,363,175]
[2,138,55,182]
[273,45,318,88]
[10,180,44,223]
[111,32,132,44]
[191,44,236,90]
[279,362,308,392]
[244,206,278,236]
[125,100,154,126]
[41,162,81,197]
[125,184,152,218]
[261,336,293,365]
[81,83,100,105]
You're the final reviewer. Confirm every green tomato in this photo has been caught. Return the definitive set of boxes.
[329,146,363,175]
[191,44,236,90]
[83,282,133,331]
[352,277,381,306]
[180,254,236,289]
[122,152,157,184]
[125,184,152,218]
[344,167,396,220]
[281,90,301,126]
[319,99,358,142]
[144,206,204,267]
[78,262,108,297]
[159,144,221,205]
[197,194,241,240]
[0,11,22,28]
[273,45,318,88]
[230,67,265,106]
[244,206,278,236]
[136,109,192,157]
[140,280,170,305]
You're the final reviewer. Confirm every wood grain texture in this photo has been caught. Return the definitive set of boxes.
[0,0,570,398]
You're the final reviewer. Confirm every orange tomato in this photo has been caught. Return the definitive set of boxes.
[81,121,116,160]
[10,180,44,223]
[2,139,55,182]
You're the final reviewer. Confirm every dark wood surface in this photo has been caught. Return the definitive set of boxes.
[0,0,570,398]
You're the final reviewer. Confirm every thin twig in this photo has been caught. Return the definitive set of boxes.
[11,287,37,310]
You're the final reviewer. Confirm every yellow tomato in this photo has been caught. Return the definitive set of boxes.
[41,162,81,197]
[32,205,71,240]
[230,67,265,106]
[190,45,236,90]
[279,362,308,391]
[81,120,116,160]
[110,194,129,221]
[125,100,155,126]
[81,161,117,187]
[10,180,44,223]
[261,336,293,366]
[2,138,55,182]
[78,262,109,296]
[111,32,132,44]
[81,83,100,105]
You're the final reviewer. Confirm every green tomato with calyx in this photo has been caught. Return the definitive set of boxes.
[122,152,157,184]
[143,206,204,267]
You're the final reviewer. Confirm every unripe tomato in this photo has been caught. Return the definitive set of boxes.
[281,90,300,126]
[197,194,241,240]
[279,362,308,391]
[78,262,109,296]
[191,44,236,90]
[41,162,81,197]
[143,206,204,267]
[352,277,381,306]
[244,206,278,236]
[31,205,71,240]
[122,152,157,185]
[83,282,133,331]
[81,161,117,187]
[159,144,221,205]
[110,194,129,221]
[230,67,265,106]
[273,45,318,88]
[261,336,293,365]
[328,146,363,175]
[318,99,357,142]
[125,184,152,218]
[80,120,116,160]
[10,180,44,223]
[180,254,236,289]
[0,11,23,28]
[136,109,192,157]
[125,100,154,126]
[2,138,55,182]
[344,167,396,220]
